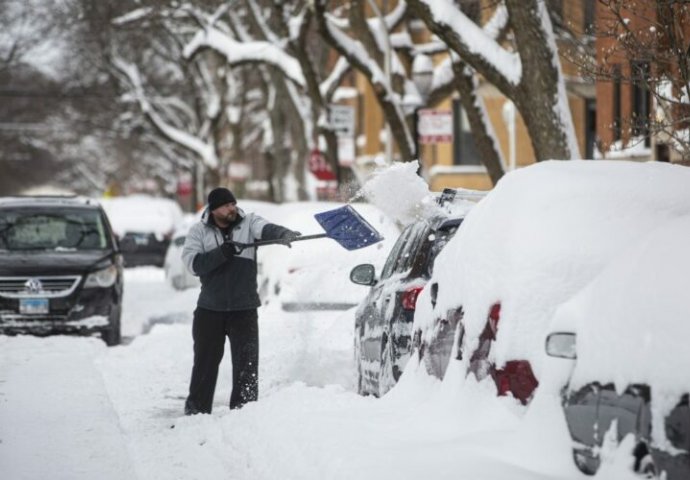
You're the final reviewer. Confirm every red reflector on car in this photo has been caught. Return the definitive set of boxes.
[401,287,423,310]
[492,360,539,405]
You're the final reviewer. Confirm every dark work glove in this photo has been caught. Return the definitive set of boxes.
[220,241,241,259]
[279,230,301,248]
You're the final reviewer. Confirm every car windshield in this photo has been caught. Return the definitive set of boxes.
[0,207,110,251]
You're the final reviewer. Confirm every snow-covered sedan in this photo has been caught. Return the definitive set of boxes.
[414,160,690,405]
[545,216,690,479]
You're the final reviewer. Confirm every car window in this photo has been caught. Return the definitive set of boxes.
[397,222,430,274]
[380,225,413,280]
[425,225,459,276]
[0,207,110,251]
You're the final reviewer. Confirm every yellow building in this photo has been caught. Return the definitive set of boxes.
[349,1,595,193]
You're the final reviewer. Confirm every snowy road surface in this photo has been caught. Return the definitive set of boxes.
[0,268,630,479]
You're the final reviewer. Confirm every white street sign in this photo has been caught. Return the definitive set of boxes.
[329,105,355,137]
[418,109,453,144]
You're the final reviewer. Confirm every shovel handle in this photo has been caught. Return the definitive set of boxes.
[228,233,328,251]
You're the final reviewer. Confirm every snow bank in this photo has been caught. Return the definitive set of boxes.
[415,160,690,383]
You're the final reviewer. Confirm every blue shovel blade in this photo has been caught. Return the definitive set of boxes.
[314,205,384,250]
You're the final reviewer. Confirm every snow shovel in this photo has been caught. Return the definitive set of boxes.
[228,205,384,252]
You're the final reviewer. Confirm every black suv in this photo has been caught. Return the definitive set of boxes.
[0,196,124,345]
[349,191,470,397]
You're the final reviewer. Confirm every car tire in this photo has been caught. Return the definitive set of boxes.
[101,306,122,346]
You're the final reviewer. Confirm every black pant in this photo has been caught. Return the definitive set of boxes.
[185,307,259,414]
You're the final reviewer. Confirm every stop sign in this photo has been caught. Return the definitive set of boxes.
[309,149,336,181]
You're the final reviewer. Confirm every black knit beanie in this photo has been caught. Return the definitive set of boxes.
[207,187,236,211]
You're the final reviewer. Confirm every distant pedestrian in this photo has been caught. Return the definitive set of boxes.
[182,188,300,414]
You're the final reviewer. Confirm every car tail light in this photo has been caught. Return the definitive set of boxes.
[401,286,424,310]
[488,302,501,335]
[495,371,511,396]
[492,360,539,405]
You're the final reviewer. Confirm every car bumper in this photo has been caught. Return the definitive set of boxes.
[122,251,167,267]
[0,287,117,337]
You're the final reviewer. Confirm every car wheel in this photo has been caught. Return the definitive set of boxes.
[101,306,122,346]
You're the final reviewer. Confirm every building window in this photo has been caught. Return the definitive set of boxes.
[584,0,596,34]
[452,99,480,166]
[612,65,622,142]
[631,61,651,146]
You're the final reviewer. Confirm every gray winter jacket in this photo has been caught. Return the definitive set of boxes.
[182,207,290,311]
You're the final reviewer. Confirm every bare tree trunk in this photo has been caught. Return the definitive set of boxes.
[451,62,505,185]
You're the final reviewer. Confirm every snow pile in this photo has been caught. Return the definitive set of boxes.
[415,160,690,384]
[551,216,690,433]
[359,160,441,225]
[101,194,184,237]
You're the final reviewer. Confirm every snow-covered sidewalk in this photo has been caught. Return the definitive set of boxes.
[0,336,137,480]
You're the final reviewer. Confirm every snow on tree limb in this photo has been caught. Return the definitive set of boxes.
[535,0,581,159]
[320,56,352,101]
[415,0,521,86]
[112,57,218,169]
[183,26,306,88]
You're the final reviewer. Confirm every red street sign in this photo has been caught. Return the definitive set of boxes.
[309,149,337,181]
[177,180,193,196]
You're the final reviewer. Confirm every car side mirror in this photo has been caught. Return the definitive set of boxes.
[350,264,376,286]
[545,332,577,359]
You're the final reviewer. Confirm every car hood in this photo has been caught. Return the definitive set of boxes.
[0,250,115,276]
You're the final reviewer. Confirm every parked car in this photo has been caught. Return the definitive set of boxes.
[163,214,200,291]
[349,189,483,397]
[163,200,280,291]
[414,160,690,405]
[0,195,124,345]
[260,202,400,313]
[101,195,183,267]
[545,216,690,479]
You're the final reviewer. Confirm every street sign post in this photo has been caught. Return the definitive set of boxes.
[329,105,356,167]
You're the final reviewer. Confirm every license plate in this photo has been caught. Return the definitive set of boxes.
[19,298,49,315]
[134,234,150,246]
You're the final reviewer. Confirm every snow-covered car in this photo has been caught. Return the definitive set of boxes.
[259,202,400,312]
[163,213,200,290]
[544,216,690,479]
[349,189,483,397]
[101,195,184,268]
[414,160,690,405]
[0,195,123,345]
[163,199,279,291]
